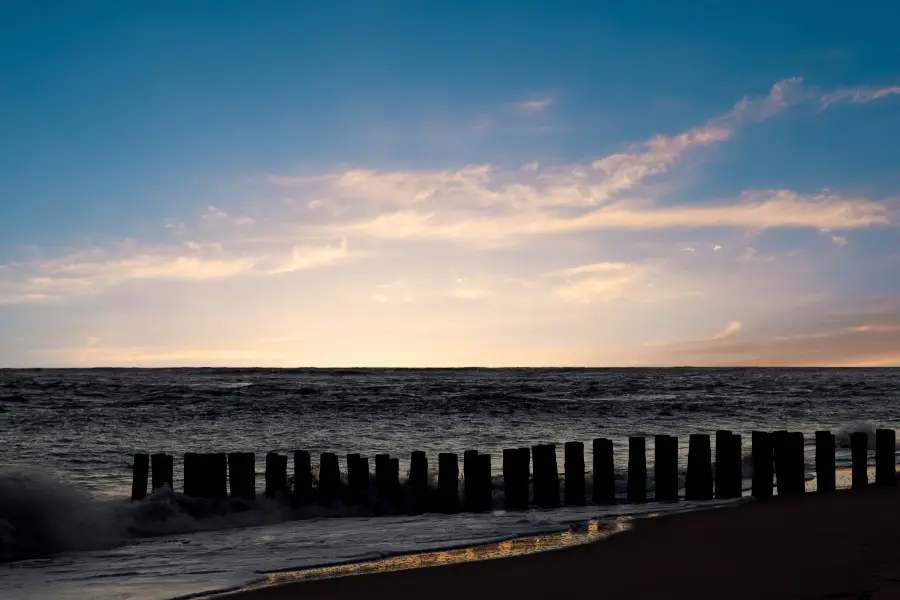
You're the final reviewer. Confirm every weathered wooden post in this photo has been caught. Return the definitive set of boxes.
[715,431,735,500]
[293,450,313,505]
[183,452,199,497]
[851,432,868,489]
[265,452,287,499]
[437,452,459,513]
[211,453,228,499]
[374,453,390,500]
[788,432,805,495]
[751,431,773,499]
[463,450,479,512]
[409,450,428,514]
[228,452,256,501]
[685,434,713,501]
[654,435,678,502]
[517,447,531,506]
[132,453,149,501]
[532,444,560,508]
[730,434,743,498]
[592,438,615,504]
[627,436,647,503]
[318,452,341,506]
[875,429,896,487]
[476,453,492,511]
[773,430,789,496]
[564,441,586,506]
[503,448,519,510]
[814,431,835,493]
[346,453,362,504]
[151,453,173,491]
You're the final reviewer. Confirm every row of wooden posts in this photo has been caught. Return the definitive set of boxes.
[131,428,898,512]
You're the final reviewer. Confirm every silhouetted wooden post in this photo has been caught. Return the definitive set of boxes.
[183,452,199,497]
[151,453,173,491]
[131,453,149,501]
[715,430,735,500]
[374,453,390,500]
[228,452,256,501]
[564,441,586,506]
[532,444,560,508]
[463,450,479,512]
[851,432,868,489]
[814,431,835,494]
[318,452,341,506]
[592,438,615,504]
[751,431,773,499]
[654,435,678,502]
[389,457,401,510]
[293,450,313,505]
[788,432,805,495]
[437,452,459,513]
[477,453,492,511]
[730,434,743,497]
[346,453,361,504]
[773,430,789,496]
[685,434,713,501]
[503,448,519,510]
[627,436,647,503]
[517,447,531,506]
[265,452,287,499]
[211,453,228,499]
[875,429,895,487]
[409,450,428,514]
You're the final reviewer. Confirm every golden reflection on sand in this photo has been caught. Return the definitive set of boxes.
[262,517,632,587]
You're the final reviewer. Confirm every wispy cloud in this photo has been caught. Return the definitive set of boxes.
[820,85,900,109]
[512,97,554,114]
[704,320,742,341]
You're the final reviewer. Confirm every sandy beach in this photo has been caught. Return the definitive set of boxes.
[223,487,900,600]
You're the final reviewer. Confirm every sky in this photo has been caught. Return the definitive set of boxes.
[2,1,900,367]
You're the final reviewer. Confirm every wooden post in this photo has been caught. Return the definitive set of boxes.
[851,432,868,489]
[654,435,678,502]
[517,447,531,507]
[293,450,313,505]
[151,453,173,491]
[265,452,287,499]
[437,452,459,513]
[211,453,228,499]
[751,431,773,499]
[773,430,789,496]
[409,450,428,514]
[374,453,390,500]
[532,444,560,508]
[592,438,615,504]
[131,453,149,501]
[318,452,341,506]
[685,434,712,501]
[564,441,586,506]
[627,436,646,503]
[815,431,835,494]
[503,448,519,510]
[228,452,256,501]
[477,453,492,511]
[346,453,361,504]
[730,434,743,498]
[875,429,896,487]
[183,452,199,497]
[788,432,805,495]
[715,430,734,500]
[388,457,401,510]
[463,450,479,512]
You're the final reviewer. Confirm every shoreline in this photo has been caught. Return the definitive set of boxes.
[217,487,900,600]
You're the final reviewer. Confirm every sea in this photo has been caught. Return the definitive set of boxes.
[1,367,898,599]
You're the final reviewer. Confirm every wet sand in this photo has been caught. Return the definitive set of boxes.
[221,487,900,600]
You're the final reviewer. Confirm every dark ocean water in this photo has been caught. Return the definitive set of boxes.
[1,367,898,599]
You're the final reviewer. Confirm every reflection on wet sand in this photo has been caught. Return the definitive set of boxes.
[262,518,633,587]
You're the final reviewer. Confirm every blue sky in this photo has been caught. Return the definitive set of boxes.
[2,1,900,366]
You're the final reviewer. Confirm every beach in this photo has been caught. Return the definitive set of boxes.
[224,487,900,600]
